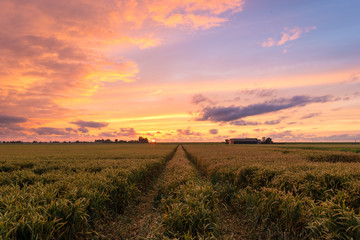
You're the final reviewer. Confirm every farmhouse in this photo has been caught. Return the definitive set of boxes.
[227,138,260,144]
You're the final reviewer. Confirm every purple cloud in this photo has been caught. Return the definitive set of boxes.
[0,115,27,124]
[197,95,333,122]
[264,119,281,125]
[118,128,137,137]
[191,94,214,105]
[0,115,28,133]
[70,120,109,129]
[177,129,201,136]
[236,88,276,98]
[99,132,117,137]
[65,127,77,133]
[78,127,89,133]
[32,127,69,136]
[301,112,321,119]
[230,120,259,126]
[209,129,218,134]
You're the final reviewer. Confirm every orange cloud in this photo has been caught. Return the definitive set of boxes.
[0,0,243,95]
[0,0,245,140]
[147,0,244,29]
[262,26,317,47]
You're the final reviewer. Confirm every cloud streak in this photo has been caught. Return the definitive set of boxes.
[197,95,333,122]
[209,129,218,134]
[262,26,316,47]
[70,120,109,129]
[301,112,321,119]
[32,127,71,136]
[177,128,201,136]
[118,127,137,137]
[0,115,27,124]
[191,94,215,105]
[70,120,109,134]
[148,0,244,29]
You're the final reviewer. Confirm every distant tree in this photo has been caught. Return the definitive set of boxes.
[115,139,118,143]
[263,138,273,144]
[138,136,149,143]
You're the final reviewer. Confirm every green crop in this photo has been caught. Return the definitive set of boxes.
[0,144,177,239]
[183,143,360,239]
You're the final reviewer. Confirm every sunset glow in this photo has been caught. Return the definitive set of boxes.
[1,0,359,142]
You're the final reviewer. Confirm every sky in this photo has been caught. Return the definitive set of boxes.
[1,0,360,142]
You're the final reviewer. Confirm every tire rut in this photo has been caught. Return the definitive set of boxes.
[182,145,247,240]
[94,145,179,239]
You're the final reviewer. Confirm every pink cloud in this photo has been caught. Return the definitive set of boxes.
[147,0,244,29]
[262,26,317,47]
[0,0,244,99]
[118,127,137,137]
[0,0,245,140]
[177,128,201,136]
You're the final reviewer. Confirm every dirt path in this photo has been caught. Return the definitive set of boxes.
[96,145,246,239]
[95,144,197,239]
[94,186,160,239]
[94,146,179,239]
[119,144,198,239]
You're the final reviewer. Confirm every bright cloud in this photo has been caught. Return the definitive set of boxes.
[148,0,244,29]
[1,1,359,142]
[262,26,317,47]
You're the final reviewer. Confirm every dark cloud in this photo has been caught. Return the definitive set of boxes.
[209,129,218,134]
[229,118,282,126]
[264,119,281,125]
[98,132,117,137]
[311,134,360,142]
[301,112,321,119]
[71,120,109,129]
[0,115,27,124]
[118,128,137,137]
[78,127,89,133]
[197,95,333,122]
[0,115,28,133]
[0,128,28,138]
[230,120,259,126]
[270,130,295,140]
[65,127,77,133]
[177,129,201,136]
[70,120,108,134]
[236,88,276,98]
[32,127,70,135]
[0,88,70,119]
[270,132,360,142]
[191,94,214,105]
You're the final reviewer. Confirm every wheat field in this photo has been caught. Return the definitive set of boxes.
[1,143,360,239]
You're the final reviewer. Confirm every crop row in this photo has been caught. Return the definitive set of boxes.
[0,144,177,239]
[149,146,220,239]
[183,144,360,239]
